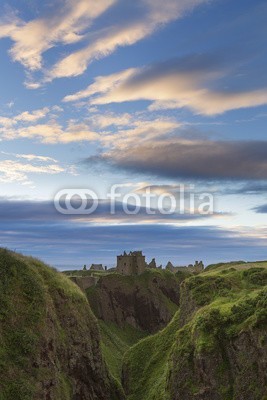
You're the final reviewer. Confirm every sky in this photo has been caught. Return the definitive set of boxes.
[0,0,267,269]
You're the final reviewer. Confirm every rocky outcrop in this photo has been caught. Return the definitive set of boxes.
[122,266,267,400]
[86,270,184,333]
[168,318,267,400]
[0,249,124,400]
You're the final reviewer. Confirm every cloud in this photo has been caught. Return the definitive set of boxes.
[134,184,194,196]
[0,116,14,128]
[1,151,57,163]
[0,106,180,145]
[0,106,99,144]
[0,197,217,226]
[225,182,267,195]
[0,0,115,71]
[253,204,267,214]
[90,112,132,128]
[64,55,267,115]
[0,198,266,267]
[15,107,50,122]
[99,118,181,148]
[0,107,50,127]
[0,159,64,185]
[45,0,209,82]
[0,120,99,144]
[88,138,267,180]
[63,68,137,102]
[0,0,210,85]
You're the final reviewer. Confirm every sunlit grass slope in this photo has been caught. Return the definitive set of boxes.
[123,261,267,400]
[0,248,123,400]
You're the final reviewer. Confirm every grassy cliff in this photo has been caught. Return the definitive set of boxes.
[0,249,124,400]
[123,262,267,400]
[2,250,266,400]
[86,269,189,381]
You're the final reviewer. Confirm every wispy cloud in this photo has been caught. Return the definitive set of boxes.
[0,159,63,185]
[0,105,180,145]
[0,0,210,86]
[0,106,99,144]
[46,0,209,82]
[0,0,115,73]
[64,54,267,115]
[0,119,99,144]
[1,151,57,163]
[0,107,49,127]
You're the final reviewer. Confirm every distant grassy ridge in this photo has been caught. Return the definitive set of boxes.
[205,260,267,272]
[63,269,109,277]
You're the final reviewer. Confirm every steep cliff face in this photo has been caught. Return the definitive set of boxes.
[123,264,267,400]
[86,270,186,334]
[0,249,124,400]
[168,297,267,400]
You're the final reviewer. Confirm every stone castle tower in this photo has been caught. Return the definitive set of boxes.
[117,251,146,275]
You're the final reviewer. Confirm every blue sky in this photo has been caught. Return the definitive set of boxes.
[0,0,266,268]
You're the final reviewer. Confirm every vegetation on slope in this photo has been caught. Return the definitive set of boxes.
[0,248,124,400]
[3,250,266,400]
[123,312,180,400]
[123,262,267,400]
[63,269,108,277]
[86,269,187,331]
[85,268,189,383]
[98,321,148,381]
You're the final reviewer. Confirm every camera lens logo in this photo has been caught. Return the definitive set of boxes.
[54,189,99,215]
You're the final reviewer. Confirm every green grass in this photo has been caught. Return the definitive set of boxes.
[2,251,266,399]
[86,267,185,385]
[99,321,148,381]
[63,269,109,277]
[0,249,122,400]
[205,260,267,273]
[123,262,267,399]
[123,312,180,400]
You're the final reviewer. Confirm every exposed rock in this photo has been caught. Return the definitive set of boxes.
[86,270,184,333]
[122,265,267,400]
[0,249,124,400]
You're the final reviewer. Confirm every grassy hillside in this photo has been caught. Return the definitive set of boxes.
[85,268,189,383]
[123,262,267,400]
[123,312,180,400]
[99,321,148,381]
[0,248,124,400]
[2,250,266,400]
[205,260,267,273]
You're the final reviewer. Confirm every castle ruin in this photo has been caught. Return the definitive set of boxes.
[166,260,204,274]
[117,251,146,275]
[90,263,104,271]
